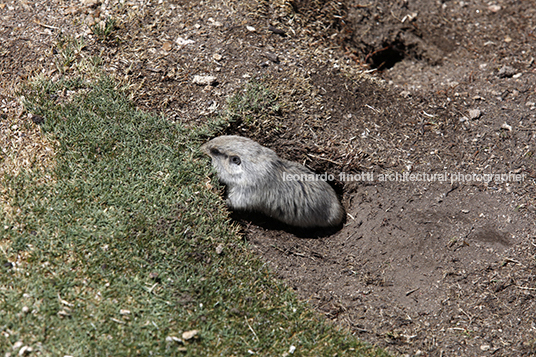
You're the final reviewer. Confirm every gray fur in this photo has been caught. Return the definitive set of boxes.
[201,135,344,228]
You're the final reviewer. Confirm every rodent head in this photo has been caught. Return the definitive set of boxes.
[201,135,278,187]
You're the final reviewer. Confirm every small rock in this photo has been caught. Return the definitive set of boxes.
[162,41,173,52]
[525,101,535,107]
[193,75,217,86]
[176,36,195,46]
[30,114,45,125]
[259,61,270,68]
[166,336,184,343]
[468,108,481,120]
[268,26,286,36]
[246,26,256,32]
[81,0,100,8]
[264,52,279,63]
[119,309,131,315]
[480,344,491,351]
[57,309,71,318]
[513,73,522,79]
[497,65,515,78]
[208,18,222,27]
[182,329,198,340]
[215,244,224,255]
[501,122,512,131]
[488,5,501,12]
[504,35,512,43]
[400,90,411,98]
[213,53,222,61]
[21,306,29,314]
[288,345,296,354]
[64,6,80,15]
[18,346,32,356]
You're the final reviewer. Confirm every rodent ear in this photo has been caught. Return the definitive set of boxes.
[229,155,241,165]
[210,148,222,156]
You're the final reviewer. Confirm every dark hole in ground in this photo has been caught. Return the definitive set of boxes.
[366,40,406,70]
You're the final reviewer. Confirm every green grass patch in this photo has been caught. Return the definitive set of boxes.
[227,81,281,122]
[225,80,285,136]
[0,70,388,356]
[91,17,118,42]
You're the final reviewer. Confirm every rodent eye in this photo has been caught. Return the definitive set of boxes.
[230,155,241,165]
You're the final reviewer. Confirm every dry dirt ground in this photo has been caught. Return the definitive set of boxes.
[1,0,536,356]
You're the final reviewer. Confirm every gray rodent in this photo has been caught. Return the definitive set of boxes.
[201,135,344,228]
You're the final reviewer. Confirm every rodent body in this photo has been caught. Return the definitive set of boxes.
[201,135,344,228]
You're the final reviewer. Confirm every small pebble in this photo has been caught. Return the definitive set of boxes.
[264,52,279,63]
[193,75,217,86]
[208,18,222,27]
[497,65,515,78]
[501,122,512,131]
[268,26,286,36]
[162,41,173,52]
[176,36,195,46]
[82,0,100,8]
[289,345,296,354]
[166,336,183,343]
[468,108,481,120]
[182,329,198,340]
[18,346,33,355]
[246,26,256,32]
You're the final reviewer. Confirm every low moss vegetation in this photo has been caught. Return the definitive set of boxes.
[0,41,388,356]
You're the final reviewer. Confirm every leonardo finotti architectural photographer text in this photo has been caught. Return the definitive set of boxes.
[283,171,526,184]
